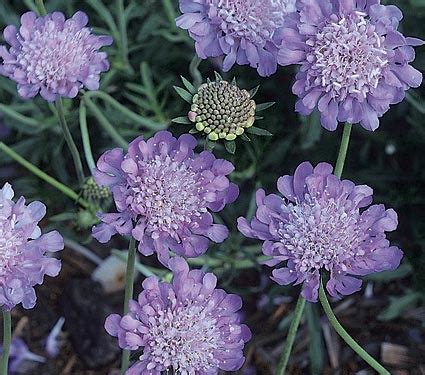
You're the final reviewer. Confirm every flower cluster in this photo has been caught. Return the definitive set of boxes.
[278,0,423,131]
[105,257,251,374]
[176,0,296,76]
[0,183,63,310]
[238,162,403,302]
[92,131,239,263]
[0,11,112,101]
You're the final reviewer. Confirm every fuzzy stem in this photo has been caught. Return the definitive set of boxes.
[0,310,12,375]
[79,100,96,172]
[0,141,90,209]
[120,237,137,374]
[55,99,85,185]
[276,296,306,375]
[319,282,390,374]
[334,123,352,178]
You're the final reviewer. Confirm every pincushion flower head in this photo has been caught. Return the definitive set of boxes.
[0,11,112,101]
[0,183,63,310]
[105,257,251,374]
[92,131,239,264]
[237,162,403,302]
[278,0,424,131]
[174,74,273,151]
[176,0,296,76]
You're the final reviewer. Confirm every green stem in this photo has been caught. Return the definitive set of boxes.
[276,295,307,375]
[121,237,137,374]
[55,99,85,185]
[35,0,46,15]
[0,104,39,128]
[334,123,352,179]
[117,0,130,70]
[0,310,12,375]
[0,141,90,209]
[79,100,96,172]
[319,282,390,374]
[83,96,128,149]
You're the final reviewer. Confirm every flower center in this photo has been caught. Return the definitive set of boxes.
[209,0,293,45]
[305,11,388,102]
[16,19,93,87]
[0,215,24,275]
[278,193,365,273]
[145,295,222,373]
[128,155,206,240]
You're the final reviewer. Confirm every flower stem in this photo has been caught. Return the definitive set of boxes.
[121,237,137,374]
[55,99,85,185]
[0,310,12,375]
[334,123,352,179]
[276,295,306,375]
[79,100,96,172]
[318,282,390,374]
[0,141,90,209]
[35,0,47,16]
[117,0,131,72]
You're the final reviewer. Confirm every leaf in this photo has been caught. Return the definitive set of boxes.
[180,76,196,94]
[377,292,421,321]
[173,86,193,104]
[240,133,251,142]
[189,128,199,134]
[172,116,191,124]
[246,126,273,136]
[225,140,236,154]
[249,85,260,98]
[256,102,275,112]
[306,303,325,375]
[364,262,412,282]
[214,71,223,82]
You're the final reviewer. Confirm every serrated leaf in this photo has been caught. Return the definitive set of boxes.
[249,85,260,98]
[180,76,196,94]
[240,133,251,142]
[246,126,273,136]
[173,86,193,104]
[225,140,236,154]
[172,116,191,124]
[256,102,275,112]
[214,71,223,82]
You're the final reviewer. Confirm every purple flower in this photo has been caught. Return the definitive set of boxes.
[0,182,63,310]
[176,0,296,77]
[4,338,46,373]
[237,162,403,302]
[105,257,251,374]
[92,131,239,264]
[278,0,423,131]
[0,11,112,102]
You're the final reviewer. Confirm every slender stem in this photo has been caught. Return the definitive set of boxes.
[35,0,47,15]
[0,104,39,128]
[79,101,96,172]
[83,96,128,149]
[319,282,390,374]
[121,237,137,374]
[55,99,85,185]
[0,141,90,209]
[117,0,130,70]
[0,310,12,375]
[276,296,306,375]
[334,123,352,179]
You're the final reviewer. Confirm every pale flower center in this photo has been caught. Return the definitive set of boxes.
[0,214,24,275]
[305,11,388,101]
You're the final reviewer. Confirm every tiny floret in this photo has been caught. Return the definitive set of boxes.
[92,131,239,264]
[278,0,423,131]
[0,11,112,101]
[105,257,251,374]
[0,183,63,310]
[238,162,403,302]
[176,0,296,76]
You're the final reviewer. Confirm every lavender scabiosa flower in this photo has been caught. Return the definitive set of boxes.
[176,0,296,77]
[105,257,251,374]
[2,338,46,373]
[0,11,112,102]
[0,182,63,310]
[92,131,239,264]
[278,0,423,131]
[237,162,403,302]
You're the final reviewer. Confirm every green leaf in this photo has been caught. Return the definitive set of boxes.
[246,126,273,136]
[364,262,412,282]
[256,102,275,112]
[231,77,237,86]
[306,303,325,375]
[377,292,421,321]
[225,140,236,154]
[240,133,251,142]
[214,71,223,82]
[173,86,193,104]
[189,128,199,134]
[180,76,196,94]
[172,116,191,124]
[249,85,260,98]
